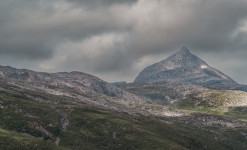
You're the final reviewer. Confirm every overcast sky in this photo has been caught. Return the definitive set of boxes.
[0,0,247,84]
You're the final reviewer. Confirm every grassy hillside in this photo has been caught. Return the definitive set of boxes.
[59,107,247,150]
[0,128,67,150]
[1,83,247,149]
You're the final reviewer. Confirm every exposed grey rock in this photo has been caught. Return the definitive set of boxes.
[0,65,145,103]
[134,47,240,90]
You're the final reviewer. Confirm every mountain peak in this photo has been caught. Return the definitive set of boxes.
[134,47,237,88]
[176,47,191,56]
[164,47,200,67]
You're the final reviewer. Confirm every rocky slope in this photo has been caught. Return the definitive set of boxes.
[0,65,184,117]
[0,65,143,102]
[118,82,247,113]
[118,82,208,105]
[134,47,244,91]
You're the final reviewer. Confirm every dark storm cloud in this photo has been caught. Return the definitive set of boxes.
[0,0,57,58]
[0,0,133,59]
[0,0,247,83]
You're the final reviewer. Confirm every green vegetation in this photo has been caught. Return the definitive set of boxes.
[171,91,247,121]
[1,83,247,150]
[0,127,67,150]
[225,106,247,121]
[0,90,60,138]
[59,107,247,150]
[60,108,186,150]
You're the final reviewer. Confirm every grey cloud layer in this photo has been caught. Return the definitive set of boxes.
[67,0,138,7]
[0,0,247,83]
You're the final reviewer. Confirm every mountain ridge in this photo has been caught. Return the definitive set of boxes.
[0,65,143,102]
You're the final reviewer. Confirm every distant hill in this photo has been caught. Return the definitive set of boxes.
[111,81,127,86]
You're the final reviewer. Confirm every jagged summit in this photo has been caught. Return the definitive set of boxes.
[177,47,191,55]
[162,47,208,69]
[134,47,238,89]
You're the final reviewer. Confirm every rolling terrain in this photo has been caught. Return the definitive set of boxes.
[1,79,247,150]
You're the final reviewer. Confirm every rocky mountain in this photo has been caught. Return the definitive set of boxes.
[134,47,242,90]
